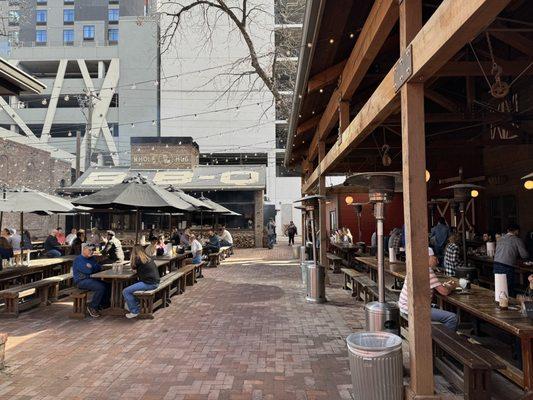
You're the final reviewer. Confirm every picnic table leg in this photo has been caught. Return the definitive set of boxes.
[101,279,128,316]
[521,334,533,392]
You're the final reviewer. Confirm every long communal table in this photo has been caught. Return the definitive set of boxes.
[331,243,361,267]
[468,254,533,289]
[0,256,76,289]
[354,255,533,391]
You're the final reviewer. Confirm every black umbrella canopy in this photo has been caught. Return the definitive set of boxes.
[73,175,195,212]
[165,185,214,210]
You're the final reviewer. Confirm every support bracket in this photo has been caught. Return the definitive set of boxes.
[394,44,413,92]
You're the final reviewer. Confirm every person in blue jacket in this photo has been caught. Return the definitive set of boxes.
[72,244,110,317]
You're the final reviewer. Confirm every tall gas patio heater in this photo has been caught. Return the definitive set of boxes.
[294,195,327,304]
[344,172,402,334]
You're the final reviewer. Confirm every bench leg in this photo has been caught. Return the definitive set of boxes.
[137,295,154,319]
[48,283,59,303]
[354,280,361,300]
[186,271,194,287]
[37,286,50,306]
[2,294,19,318]
[179,276,186,294]
[70,294,87,319]
[464,367,491,400]
[343,274,349,290]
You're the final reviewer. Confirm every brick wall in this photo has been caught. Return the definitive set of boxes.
[0,138,71,239]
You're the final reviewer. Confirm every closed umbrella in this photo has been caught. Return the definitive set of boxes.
[0,189,79,263]
[73,175,194,242]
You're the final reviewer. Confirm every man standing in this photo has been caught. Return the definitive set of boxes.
[72,244,110,317]
[286,221,297,246]
[101,230,125,263]
[398,247,458,331]
[494,224,529,297]
[266,218,276,249]
[430,217,450,261]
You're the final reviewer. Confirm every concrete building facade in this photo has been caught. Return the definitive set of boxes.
[0,0,159,169]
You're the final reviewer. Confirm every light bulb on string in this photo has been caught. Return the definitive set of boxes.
[41,98,47,105]
[64,95,70,101]
[131,84,136,90]
[67,131,72,137]
[524,180,533,190]
[153,80,159,86]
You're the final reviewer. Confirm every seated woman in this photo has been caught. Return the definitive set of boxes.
[189,234,203,264]
[443,233,463,276]
[122,245,161,319]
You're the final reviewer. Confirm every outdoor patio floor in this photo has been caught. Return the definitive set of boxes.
[0,244,524,399]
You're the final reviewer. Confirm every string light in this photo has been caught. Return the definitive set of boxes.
[41,98,47,105]
[64,95,70,101]
[329,38,334,44]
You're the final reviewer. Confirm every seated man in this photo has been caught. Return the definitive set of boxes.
[218,226,233,247]
[398,247,458,331]
[203,229,221,255]
[72,244,110,317]
[44,229,63,258]
[145,236,159,257]
[101,230,125,263]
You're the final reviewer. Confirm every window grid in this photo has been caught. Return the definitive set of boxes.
[83,25,95,40]
[108,28,119,43]
[36,30,47,44]
[63,9,74,24]
[63,29,74,45]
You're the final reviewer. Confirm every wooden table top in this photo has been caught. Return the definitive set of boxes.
[438,286,533,337]
[468,255,532,271]
[332,242,359,250]
[91,268,136,280]
[355,256,407,279]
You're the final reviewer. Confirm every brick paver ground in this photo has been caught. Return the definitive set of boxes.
[0,246,364,400]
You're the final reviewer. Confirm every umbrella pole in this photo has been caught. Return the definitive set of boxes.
[135,210,140,244]
[200,211,203,235]
[20,212,24,265]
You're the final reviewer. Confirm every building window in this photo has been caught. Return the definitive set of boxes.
[64,0,74,4]
[36,30,47,45]
[36,10,47,25]
[63,9,74,24]
[83,25,95,41]
[8,10,20,26]
[108,9,119,23]
[108,28,119,43]
[63,29,74,45]
[36,0,47,4]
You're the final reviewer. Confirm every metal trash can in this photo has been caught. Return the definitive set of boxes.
[365,301,400,335]
[346,331,403,400]
[292,245,301,259]
[306,262,326,303]
[301,260,312,286]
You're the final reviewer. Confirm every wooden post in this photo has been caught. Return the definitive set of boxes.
[301,175,306,246]
[400,1,437,399]
[318,141,328,267]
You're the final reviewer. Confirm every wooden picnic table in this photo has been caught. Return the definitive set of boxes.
[0,256,76,287]
[331,243,362,267]
[468,254,533,288]
[91,254,190,316]
[356,256,533,391]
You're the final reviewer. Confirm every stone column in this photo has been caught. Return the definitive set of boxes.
[254,190,264,248]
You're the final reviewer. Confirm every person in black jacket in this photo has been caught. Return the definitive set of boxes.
[44,229,63,258]
[122,245,160,319]
[286,221,297,246]
[70,230,86,256]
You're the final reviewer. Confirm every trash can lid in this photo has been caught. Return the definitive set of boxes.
[346,331,402,353]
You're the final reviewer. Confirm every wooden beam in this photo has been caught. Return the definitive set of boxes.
[490,30,533,57]
[307,0,399,161]
[302,0,512,194]
[400,0,435,398]
[307,61,346,94]
[437,60,533,76]
[425,89,461,113]
[338,101,350,143]
[296,115,321,135]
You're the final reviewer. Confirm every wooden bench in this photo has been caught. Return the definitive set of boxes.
[133,270,186,319]
[341,268,361,297]
[352,275,379,303]
[207,251,221,267]
[326,253,343,273]
[431,324,505,400]
[0,277,62,318]
[365,285,399,303]
[69,289,89,319]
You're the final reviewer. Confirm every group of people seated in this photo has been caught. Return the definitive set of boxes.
[330,227,353,244]
[71,225,234,318]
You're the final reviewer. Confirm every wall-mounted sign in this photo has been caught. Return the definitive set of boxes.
[130,144,199,170]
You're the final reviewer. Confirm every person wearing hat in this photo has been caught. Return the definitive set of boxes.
[101,230,124,263]
[398,247,458,331]
[72,244,110,317]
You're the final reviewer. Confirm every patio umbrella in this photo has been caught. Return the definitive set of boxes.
[165,185,214,210]
[0,189,79,262]
[73,175,195,242]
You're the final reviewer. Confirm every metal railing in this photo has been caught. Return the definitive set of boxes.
[12,40,119,48]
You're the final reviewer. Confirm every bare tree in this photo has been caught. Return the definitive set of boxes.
[151,0,304,117]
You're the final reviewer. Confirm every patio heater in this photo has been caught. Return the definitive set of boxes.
[344,172,401,334]
[294,195,327,303]
[442,184,483,274]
